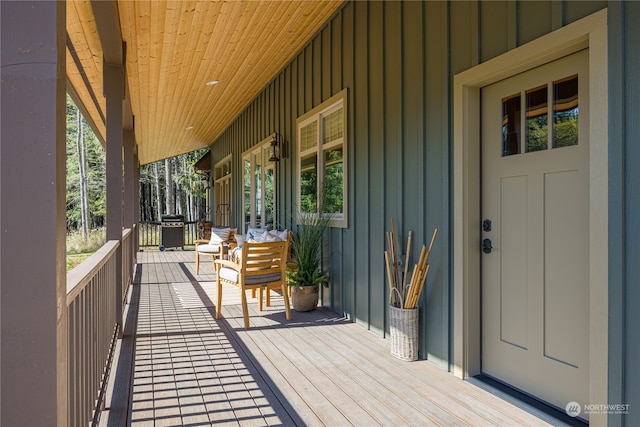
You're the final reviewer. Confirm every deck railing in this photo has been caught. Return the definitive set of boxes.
[66,227,136,427]
[121,226,135,301]
[139,220,200,247]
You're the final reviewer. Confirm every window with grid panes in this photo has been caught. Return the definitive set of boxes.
[242,137,277,232]
[296,89,347,228]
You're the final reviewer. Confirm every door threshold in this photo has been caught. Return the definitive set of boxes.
[467,375,588,426]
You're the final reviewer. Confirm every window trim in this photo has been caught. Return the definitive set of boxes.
[296,88,348,228]
[242,136,277,232]
[214,154,232,227]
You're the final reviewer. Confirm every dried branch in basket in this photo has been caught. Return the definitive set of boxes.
[385,219,402,308]
[404,228,438,309]
[385,223,437,309]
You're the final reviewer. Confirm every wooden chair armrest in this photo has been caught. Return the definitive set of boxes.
[196,238,234,245]
[214,259,240,270]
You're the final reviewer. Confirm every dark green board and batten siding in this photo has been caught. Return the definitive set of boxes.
[211,0,451,366]
[608,2,640,427]
[209,3,640,424]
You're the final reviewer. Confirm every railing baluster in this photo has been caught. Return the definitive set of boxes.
[68,300,76,427]
[80,288,86,426]
[66,228,136,426]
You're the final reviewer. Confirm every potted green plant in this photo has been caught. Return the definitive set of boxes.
[287,193,332,312]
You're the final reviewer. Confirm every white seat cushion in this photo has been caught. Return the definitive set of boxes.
[219,267,281,285]
[197,243,221,254]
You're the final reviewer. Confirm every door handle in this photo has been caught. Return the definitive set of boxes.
[481,239,493,254]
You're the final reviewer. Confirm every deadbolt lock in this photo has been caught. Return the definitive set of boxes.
[481,239,493,254]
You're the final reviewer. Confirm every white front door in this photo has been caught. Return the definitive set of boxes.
[481,49,589,414]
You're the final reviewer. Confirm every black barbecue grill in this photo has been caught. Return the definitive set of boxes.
[160,214,184,251]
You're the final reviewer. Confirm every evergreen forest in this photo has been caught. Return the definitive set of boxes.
[66,95,209,243]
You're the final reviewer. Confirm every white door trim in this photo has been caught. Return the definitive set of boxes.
[452,8,607,423]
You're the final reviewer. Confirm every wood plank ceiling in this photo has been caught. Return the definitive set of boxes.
[66,0,344,165]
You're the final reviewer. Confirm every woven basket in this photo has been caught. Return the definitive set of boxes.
[389,305,419,361]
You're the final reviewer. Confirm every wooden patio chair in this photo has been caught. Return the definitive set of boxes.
[195,227,236,275]
[285,230,297,298]
[252,231,296,305]
[215,240,290,328]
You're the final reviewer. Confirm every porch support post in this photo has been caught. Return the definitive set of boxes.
[123,129,138,263]
[0,1,68,425]
[123,129,135,231]
[135,151,141,251]
[104,60,125,333]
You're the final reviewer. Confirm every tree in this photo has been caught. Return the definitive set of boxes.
[66,94,106,234]
[138,150,208,222]
[165,158,173,215]
[154,161,162,220]
[66,94,207,233]
[76,106,90,238]
[526,116,548,152]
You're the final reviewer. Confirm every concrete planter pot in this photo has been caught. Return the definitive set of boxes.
[291,285,319,312]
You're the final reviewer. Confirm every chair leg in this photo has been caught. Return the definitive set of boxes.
[266,287,272,307]
[281,283,291,320]
[251,288,256,299]
[215,267,222,319]
[195,251,200,275]
[241,289,250,328]
[258,288,264,311]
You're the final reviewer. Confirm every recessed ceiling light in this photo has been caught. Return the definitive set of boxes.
[206,80,219,86]
[186,126,194,131]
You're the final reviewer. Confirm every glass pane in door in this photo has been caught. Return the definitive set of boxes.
[243,158,251,230]
[254,152,262,228]
[502,94,521,156]
[264,168,275,228]
[553,75,579,148]
[526,85,548,152]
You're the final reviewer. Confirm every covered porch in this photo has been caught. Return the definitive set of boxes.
[4,0,640,425]
[101,249,554,426]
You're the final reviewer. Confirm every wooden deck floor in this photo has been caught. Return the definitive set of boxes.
[100,249,556,426]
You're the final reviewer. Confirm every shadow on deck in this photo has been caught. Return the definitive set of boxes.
[99,250,561,426]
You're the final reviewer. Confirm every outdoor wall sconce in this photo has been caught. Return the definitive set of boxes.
[269,132,282,162]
